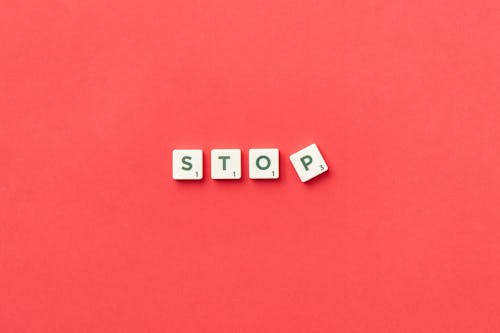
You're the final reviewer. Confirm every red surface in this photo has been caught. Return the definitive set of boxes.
[1,0,500,332]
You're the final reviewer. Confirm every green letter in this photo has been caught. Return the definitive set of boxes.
[181,156,193,170]
[256,155,271,170]
[300,155,313,171]
[218,156,230,170]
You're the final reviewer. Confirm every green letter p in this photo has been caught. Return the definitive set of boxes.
[300,155,313,171]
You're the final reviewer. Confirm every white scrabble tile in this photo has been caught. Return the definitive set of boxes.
[211,149,241,179]
[249,148,279,179]
[172,149,203,180]
[289,143,328,182]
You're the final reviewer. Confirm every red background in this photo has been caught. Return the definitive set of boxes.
[1,0,500,332]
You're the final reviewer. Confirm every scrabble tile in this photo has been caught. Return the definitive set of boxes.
[211,149,241,179]
[289,143,328,182]
[249,148,279,179]
[172,149,203,180]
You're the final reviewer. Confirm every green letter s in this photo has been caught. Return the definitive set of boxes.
[181,156,193,170]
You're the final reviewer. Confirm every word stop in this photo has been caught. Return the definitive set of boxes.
[172,143,328,182]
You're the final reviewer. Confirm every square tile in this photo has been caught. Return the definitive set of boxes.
[172,149,203,180]
[289,143,328,182]
[249,148,279,179]
[211,149,241,179]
